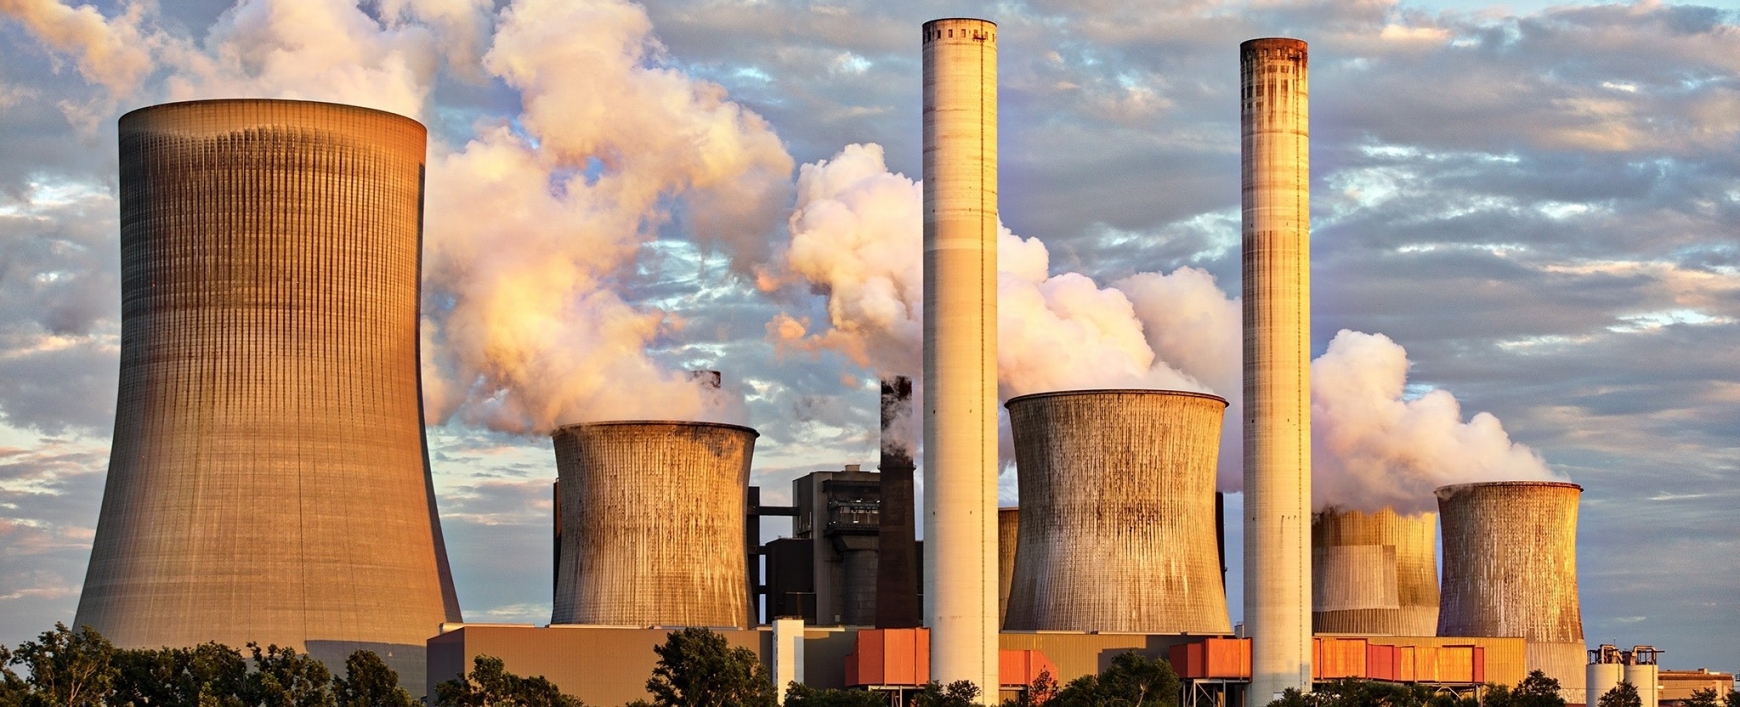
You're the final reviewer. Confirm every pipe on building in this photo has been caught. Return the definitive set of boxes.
[1311,508,1439,636]
[551,421,759,629]
[1438,481,1586,704]
[1003,389,1232,634]
[1241,37,1314,701]
[921,16,1001,697]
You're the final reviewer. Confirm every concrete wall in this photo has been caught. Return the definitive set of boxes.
[78,99,460,690]
[551,422,758,629]
[1004,390,1231,634]
[1240,37,1314,700]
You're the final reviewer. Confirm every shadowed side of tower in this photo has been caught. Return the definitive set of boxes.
[1242,37,1313,702]
[922,17,1001,698]
[77,99,461,690]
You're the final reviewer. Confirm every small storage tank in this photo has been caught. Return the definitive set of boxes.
[1311,508,1439,635]
[1627,646,1662,707]
[551,421,758,628]
[1588,645,1623,705]
[997,507,1018,628]
[1003,389,1230,634]
[1438,481,1585,704]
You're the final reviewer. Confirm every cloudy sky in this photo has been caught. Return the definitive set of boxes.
[2,0,1736,673]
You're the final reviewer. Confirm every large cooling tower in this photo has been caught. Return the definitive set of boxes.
[76,99,460,689]
[1003,390,1231,634]
[922,17,1001,694]
[1242,37,1314,699]
[1438,482,1586,704]
[551,421,757,628]
[1311,508,1439,636]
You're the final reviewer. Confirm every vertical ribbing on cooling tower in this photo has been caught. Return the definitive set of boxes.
[922,17,1000,697]
[1003,390,1232,635]
[77,99,460,690]
[1437,481,1586,704]
[1311,508,1440,636]
[1242,37,1313,701]
[551,421,758,629]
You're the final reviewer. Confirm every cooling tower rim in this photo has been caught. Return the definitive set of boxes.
[924,17,998,28]
[120,98,425,132]
[999,505,1018,512]
[550,420,759,438]
[1312,506,1437,521]
[1434,480,1582,498]
[1241,37,1309,50]
[1003,388,1228,409]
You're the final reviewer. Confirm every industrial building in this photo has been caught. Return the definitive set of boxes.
[1438,481,1588,704]
[1240,36,1315,702]
[77,99,461,689]
[1002,390,1231,635]
[71,24,1647,707]
[1312,508,1440,636]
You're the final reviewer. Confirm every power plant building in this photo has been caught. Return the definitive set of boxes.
[921,16,1002,695]
[1438,482,1587,704]
[1311,508,1439,636]
[1241,37,1315,700]
[551,421,758,629]
[1003,390,1231,635]
[76,99,461,689]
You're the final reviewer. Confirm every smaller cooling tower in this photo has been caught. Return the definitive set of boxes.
[1004,390,1230,634]
[1438,481,1585,704]
[552,421,758,628]
[1312,508,1439,635]
[997,507,1018,628]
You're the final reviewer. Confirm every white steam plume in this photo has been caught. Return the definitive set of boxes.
[4,0,792,433]
[767,144,1241,481]
[1312,330,1562,513]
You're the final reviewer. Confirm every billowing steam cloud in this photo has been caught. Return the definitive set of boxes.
[1,0,791,433]
[1312,330,1562,513]
[418,0,791,432]
[766,144,1245,486]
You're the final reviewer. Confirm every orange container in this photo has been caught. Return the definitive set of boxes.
[1314,638,1368,679]
[1367,644,1396,681]
[845,628,930,686]
[1203,638,1250,679]
[999,650,1058,687]
[1472,646,1485,685]
[1435,645,1475,684]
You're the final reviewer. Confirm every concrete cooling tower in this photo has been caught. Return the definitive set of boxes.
[1003,390,1231,634]
[1438,482,1586,704]
[551,421,758,629]
[1311,508,1439,636]
[76,99,461,689]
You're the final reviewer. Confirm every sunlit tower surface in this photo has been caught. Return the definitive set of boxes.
[1241,37,1313,701]
[76,99,461,689]
[921,17,1001,697]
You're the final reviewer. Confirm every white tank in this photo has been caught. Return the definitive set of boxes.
[1587,663,1621,706]
[1625,663,1658,707]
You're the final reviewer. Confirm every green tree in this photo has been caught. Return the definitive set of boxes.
[434,655,583,707]
[333,650,415,707]
[1051,652,1178,707]
[245,644,334,707]
[1511,671,1566,707]
[782,683,887,707]
[1001,671,1057,707]
[1683,688,1720,707]
[111,642,250,707]
[1597,682,1641,707]
[1481,684,1514,707]
[646,628,775,707]
[8,623,118,707]
[1725,690,1740,707]
[0,646,27,707]
[911,681,979,707]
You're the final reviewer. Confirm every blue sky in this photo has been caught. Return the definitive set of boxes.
[0,0,1735,675]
